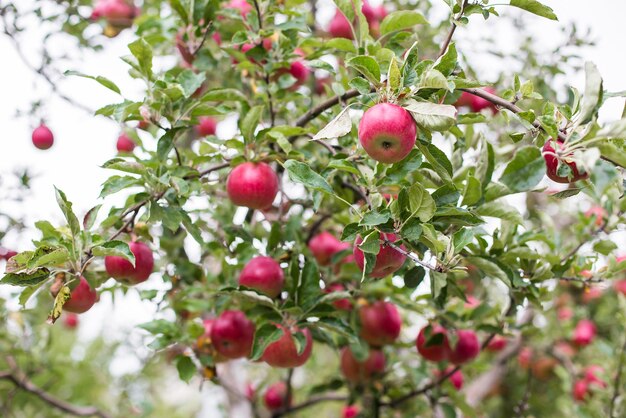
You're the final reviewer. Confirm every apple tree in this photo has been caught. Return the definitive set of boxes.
[2,0,626,417]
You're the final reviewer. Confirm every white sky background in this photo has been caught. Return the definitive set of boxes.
[0,0,625,415]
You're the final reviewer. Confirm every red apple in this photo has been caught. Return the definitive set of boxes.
[542,139,589,184]
[226,162,279,210]
[264,382,291,411]
[585,206,606,227]
[116,133,136,153]
[238,256,284,298]
[196,117,218,137]
[615,280,626,296]
[359,301,401,346]
[104,241,154,285]
[353,233,406,278]
[210,310,255,359]
[262,324,313,368]
[63,313,79,329]
[0,247,17,261]
[486,335,507,352]
[518,347,532,369]
[449,329,480,364]
[227,0,253,18]
[32,123,54,150]
[531,357,557,380]
[416,324,450,362]
[288,48,310,88]
[328,10,353,39]
[309,231,350,266]
[315,76,332,95]
[581,286,603,304]
[584,365,607,388]
[342,405,360,418]
[358,103,417,164]
[557,307,573,321]
[245,382,255,400]
[91,0,139,28]
[572,319,596,347]
[324,283,352,311]
[573,379,588,402]
[554,341,577,358]
[63,276,98,314]
[464,295,480,309]
[435,366,463,390]
[340,347,385,382]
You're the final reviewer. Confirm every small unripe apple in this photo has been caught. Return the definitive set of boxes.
[449,329,480,364]
[572,319,596,347]
[486,335,507,352]
[238,256,284,298]
[116,133,136,153]
[358,301,401,346]
[196,117,218,137]
[358,103,417,164]
[542,139,589,184]
[531,356,557,380]
[262,325,313,368]
[63,313,79,329]
[104,241,154,285]
[63,276,98,314]
[342,405,360,418]
[210,310,255,359]
[32,124,54,150]
[226,162,279,210]
[416,324,450,362]
[308,231,350,266]
[324,283,352,311]
[264,382,291,411]
[340,347,385,382]
[435,366,463,390]
[353,233,406,278]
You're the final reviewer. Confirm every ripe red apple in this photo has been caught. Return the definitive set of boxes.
[227,0,253,18]
[308,231,350,266]
[615,280,626,296]
[314,76,332,95]
[353,233,406,278]
[486,335,507,352]
[194,319,226,362]
[116,133,136,153]
[572,319,596,347]
[585,206,606,227]
[288,48,310,88]
[464,295,480,309]
[416,324,450,362]
[340,347,385,382]
[435,366,463,390]
[573,379,588,402]
[0,247,17,260]
[264,382,291,411]
[584,365,607,388]
[531,357,557,380]
[554,341,577,358]
[210,310,255,359]
[518,347,532,369]
[458,87,498,113]
[557,307,573,321]
[196,117,218,137]
[262,325,313,368]
[32,123,54,150]
[63,276,98,314]
[328,1,386,39]
[542,139,589,184]
[358,103,417,164]
[238,256,284,298]
[324,283,352,311]
[328,10,354,39]
[91,0,139,28]
[226,162,279,210]
[63,313,79,329]
[104,241,154,285]
[342,405,360,418]
[358,301,401,346]
[449,329,480,364]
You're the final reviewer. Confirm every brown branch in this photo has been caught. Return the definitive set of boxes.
[185,162,231,179]
[609,334,626,418]
[383,239,441,272]
[0,357,112,418]
[437,0,469,58]
[295,89,363,128]
[558,276,605,284]
[271,394,347,417]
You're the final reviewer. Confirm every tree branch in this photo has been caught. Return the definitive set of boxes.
[271,394,347,417]
[437,0,469,58]
[0,357,112,418]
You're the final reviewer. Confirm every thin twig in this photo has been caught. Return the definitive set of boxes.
[271,394,347,417]
[437,0,469,58]
[383,239,441,272]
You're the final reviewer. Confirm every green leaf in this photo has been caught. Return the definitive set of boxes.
[453,228,474,253]
[54,187,81,237]
[388,58,401,91]
[92,241,136,266]
[433,43,457,76]
[176,356,196,383]
[48,285,71,324]
[358,231,381,255]
[178,70,206,98]
[593,240,617,256]
[128,38,153,79]
[596,140,626,169]
[99,175,142,198]
[250,323,284,361]
[405,101,457,131]
[416,143,453,182]
[346,56,381,86]
[83,205,102,230]
[284,160,334,195]
[139,319,179,335]
[380,10,428,35]
[419,69,451,91]
[404,266,425,288]
[201,88,247,102]
[360,209,391,226]
[475,202,524,225]
[509,0,558,20]
[466,256,512,287]
[27,246,70,269]
[499,146,545,193]
[407,183,436,222]
[578,62,603,124]
[64,71,121,94]
[313,106,352,140]
[102,158,147,175]
[157,129,178,160]
[240,105,264,143]
[1,268,51,286]
[462,175,482,206]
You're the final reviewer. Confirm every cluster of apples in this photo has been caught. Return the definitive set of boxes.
[328,0,388,39]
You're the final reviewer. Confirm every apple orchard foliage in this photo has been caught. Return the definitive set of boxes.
[2,0,626,417]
